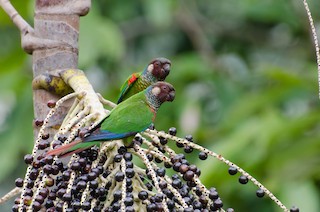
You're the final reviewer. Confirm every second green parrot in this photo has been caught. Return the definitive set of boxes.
[47,82,175,156]
[117,57,171,104]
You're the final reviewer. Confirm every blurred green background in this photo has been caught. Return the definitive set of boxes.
[1,0,320,211]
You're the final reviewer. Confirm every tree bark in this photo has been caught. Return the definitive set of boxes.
[32,0,90,139]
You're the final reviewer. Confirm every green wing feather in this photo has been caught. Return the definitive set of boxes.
[103,91,154,134]
[47,90,155,157]
[117,72,141,103]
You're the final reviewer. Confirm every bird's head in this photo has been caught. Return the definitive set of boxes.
[149,82,175,105]
[147,58,171,81]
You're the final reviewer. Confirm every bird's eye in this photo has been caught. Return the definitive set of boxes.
[154,61,160,67]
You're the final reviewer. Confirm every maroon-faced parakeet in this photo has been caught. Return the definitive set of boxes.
[47,82,175,156]
[117,57,171,104]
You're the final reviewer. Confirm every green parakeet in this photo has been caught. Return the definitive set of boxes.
[117,57,171,104]
[47,82,175,156]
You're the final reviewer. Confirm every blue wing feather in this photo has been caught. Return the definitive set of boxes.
[83,130,137,142]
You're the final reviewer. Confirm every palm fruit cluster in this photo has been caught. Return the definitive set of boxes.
[9,59,299,211]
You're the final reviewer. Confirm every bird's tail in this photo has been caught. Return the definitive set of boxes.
[56,146,91,158]
[46,140,82,157]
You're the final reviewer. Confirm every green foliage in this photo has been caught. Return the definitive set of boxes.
[79,7,125,68]
[1,0,320,211]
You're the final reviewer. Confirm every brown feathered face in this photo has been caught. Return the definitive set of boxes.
[151,82,175,103]
[147,58,171,81]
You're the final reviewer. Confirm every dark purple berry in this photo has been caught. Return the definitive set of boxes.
[209,190,219,200]
[82,201,91,210]
[176,141,184,148]
[228,166,238,175]
[47,100,56,108]
[62,193,72,201]
[115,171,125,182]
[34,119,44,127]
[126,161,134,169]
[51,165,59,175]
[164,162,172,168]
[35,195,44,204]
[57,188,66,198]
[87,173,96,182]
[290,206,300,212]
[199,152,208,160]
[32,201,41,211]
[213,198,223,209]
[147,203,157,211]
[168,127,177,136]
[199,195,208,206]
[155,157,162,163]
[45,199,54,208]
[38,140,48,150]
[159,136,168,145]
[156,168,166,177]
[113,190,122,201]
[76,180,87,190]
[78,158,86,166]
[193,200,202,209]
[167,200,175,209]
[172,179,182,189]
[159,181,167,189]
[183,170,194,181]
[239,175,249,184]
[185,135,193,141]
[89,180,98,189]
[124,152,133,161]
[47,192,56,200]
[24,154,33,164]
[29,169,39,180]
[125,168,135,178]
[114,154,122,162]
[184,146,193,153]
[62,171,71,181]
[14,197,20,204]
[146,182,153,191]
[124,196,133,206]
[147,153,153,161]
[256,189,265,198]
[126,185,133,193]
[41,134,50,140]
[43,164,52,174]
[179,164,189,174]
[71,162,81,171]
[15,178,24,187]
[44,155,54,165]
[39,188,49,198]
[118,146,127,154]
[173,162,182,172]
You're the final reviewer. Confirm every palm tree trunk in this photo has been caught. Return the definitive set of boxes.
[32,0,91,138]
